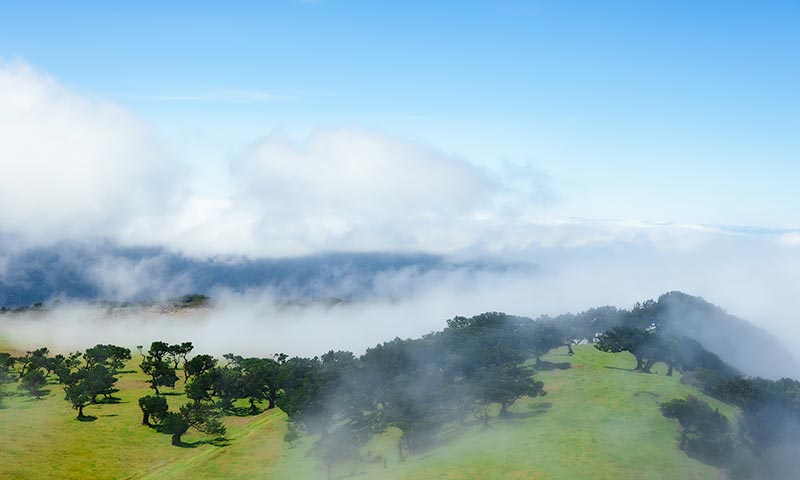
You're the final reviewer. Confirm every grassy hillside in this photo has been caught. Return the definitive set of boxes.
[0,346,734,480]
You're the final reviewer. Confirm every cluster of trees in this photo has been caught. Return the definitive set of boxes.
[275,312,553,478]
[656,377,800,480]
[0,344,131,418]
[714,377,800,479]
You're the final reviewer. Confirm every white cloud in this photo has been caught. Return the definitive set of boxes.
[124,90,288,102]
[777,232,800,246]
[0,61,179,243]
[0,61,793,261]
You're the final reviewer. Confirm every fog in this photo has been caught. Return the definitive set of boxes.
[2,233,798,373]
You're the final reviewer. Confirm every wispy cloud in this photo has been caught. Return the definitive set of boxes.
[122,89,290,103]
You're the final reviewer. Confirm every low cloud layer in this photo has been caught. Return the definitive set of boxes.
[2,234,799,371]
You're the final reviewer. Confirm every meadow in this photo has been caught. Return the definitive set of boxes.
[0,344,733,480]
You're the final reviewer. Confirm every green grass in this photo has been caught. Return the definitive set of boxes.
[0,346,734,480]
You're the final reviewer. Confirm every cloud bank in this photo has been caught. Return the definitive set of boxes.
[0,61,179,243]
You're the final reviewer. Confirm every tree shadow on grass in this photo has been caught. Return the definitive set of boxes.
[175,436,230,449]
[159,391,183,396]
[604,366,636,372]
[500,402,553,424]
[222,406,253,417]
[77,415,98,422]
[535,361,571,371]
[95,397,123,404]
[22,390,52,401]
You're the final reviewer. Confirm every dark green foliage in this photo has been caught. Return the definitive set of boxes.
[0,353,12,404]
[209,366,244,412]
[660,396,732,463]
[184,354,216,380]
[64,379,93,419]
[716,376,800,479]
[140,342,180,395]
[475,365,545,417]
[84,344,131,372]
[595,326,660,372]
[15,347,49,379]
[185,369,216,404]
[523,322,565,365]
[60,348,122,419]
[277,351,358,439]
[138,395,169,426]
[238,356,282,413]
[19,369,48,399]
[169,342,194,371]
[83,364,119,402]
[0,352,14,403]
[163,402,226,446]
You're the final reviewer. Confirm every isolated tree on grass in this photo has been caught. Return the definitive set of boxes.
[138,395,169,426]
[19,369,48,399]
[163,402,226,446]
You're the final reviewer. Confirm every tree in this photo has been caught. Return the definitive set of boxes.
[163,402,226,446]
[84,344,131,373]
[660,396,732,463]
[83,364,119,403]
[138,395,169,426]
[59,350,122,418]
[169,342,194,373]
[595,326,662,372]
[185,370,216,405]
[140,342,179,395]
[475,365,545,417]
[315,423,371,480]
[278,351,358,440]
[184,354,216,381]
[19,369,48,399]
[239,357,282,413]
[524,322,564,366]
[64,380,93,420]
[209,366,243,412]
[0,353,12,405]
[16,347,49,379]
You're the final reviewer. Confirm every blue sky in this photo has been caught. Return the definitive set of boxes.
[1,0,799,249]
